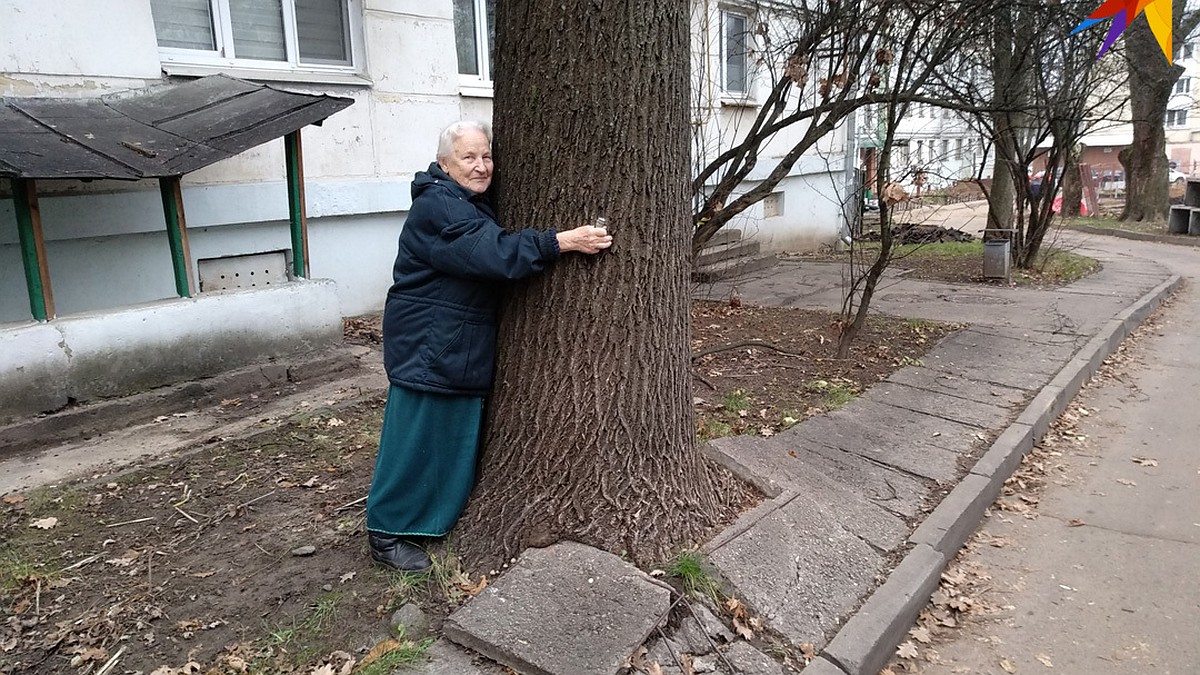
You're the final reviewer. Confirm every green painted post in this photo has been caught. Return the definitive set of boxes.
[159,176,195,297]
[285,130,309,279]
[12,178,55,321]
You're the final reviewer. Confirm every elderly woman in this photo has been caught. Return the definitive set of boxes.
[366,120,612,572]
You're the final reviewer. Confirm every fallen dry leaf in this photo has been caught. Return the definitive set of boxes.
[910,625,933,644]
[1132,456,1158,467]
[30,517,58,529]
[190,570,217,578]
[647,663,664,675]
[1068,519,1086,527]
[1036,653,1054,667]
[1116,479,1137,487]
[1000,657,1016,673]
[896,641,919,659]
[339,571,356,584]
[2,494,25,505]
[327,417,345,427]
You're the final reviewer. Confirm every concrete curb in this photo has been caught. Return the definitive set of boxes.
[1069,223,1200,247]
[0,346,370,457]
[817,273,1183,674]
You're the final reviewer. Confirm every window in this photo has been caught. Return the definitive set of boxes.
[915,139,924,164]
[721,9,751,95]
[150,0,359,74]
[955,138,964,160]
[453,0,495,85]
[1175,77,1191,95]
[1167,108,1189,128]
[1185,42,1195,60]
[941,139,950,159]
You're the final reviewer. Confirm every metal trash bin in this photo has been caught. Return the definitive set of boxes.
[983,239,1011,281]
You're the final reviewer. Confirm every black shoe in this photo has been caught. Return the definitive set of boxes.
[368,533,432,572]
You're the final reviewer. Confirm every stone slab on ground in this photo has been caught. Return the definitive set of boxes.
[719,641,786,675]
[702,434,911,550]
[917,328,1081,392]
[706,490,887,650]
[886,363,1031,408]
[863,381,1015,429]
[442,541,672,675]
[408,639,490,674]
[787,401,977,482]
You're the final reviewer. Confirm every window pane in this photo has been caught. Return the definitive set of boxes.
[296,0,350,64]
[151,0,217,50]
[486,0,495,80]
[724,13,747,93]
[229,0,287,61]
[453,0,479,75]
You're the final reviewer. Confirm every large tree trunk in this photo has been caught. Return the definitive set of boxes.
[453,0,748,571]
[1121,11,1181,221]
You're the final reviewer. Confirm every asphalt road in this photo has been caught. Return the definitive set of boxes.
[898,235,1200,675]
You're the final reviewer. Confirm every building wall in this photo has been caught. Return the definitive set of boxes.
[0,0,853,416]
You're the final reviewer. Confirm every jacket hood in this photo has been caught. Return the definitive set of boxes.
[412,162,455,199]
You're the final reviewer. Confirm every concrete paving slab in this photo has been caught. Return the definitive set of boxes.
[822,544,945,675]
[908,474,1002,555]
[701,435,910,551]
[706,491,888,650]
[704,428,929,519]
[720,641,786,675]
[443,542,672,675]
[408,639,490,674]
[800,655,849,675]
[789,401,977,482]
[916,329,1077,392]
[886,365,1030,408]
[863,381,1016,429]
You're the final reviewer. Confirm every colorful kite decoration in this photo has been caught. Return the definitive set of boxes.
[1072,0,1174,63]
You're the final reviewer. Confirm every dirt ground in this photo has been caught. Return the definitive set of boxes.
[0,285,967,675]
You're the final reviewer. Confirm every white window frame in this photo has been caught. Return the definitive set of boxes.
[1167,108,1189,128]
[454,0,494,97]
[1175,77,1191,95]
[719,7,755,101]
[153,0,368,85]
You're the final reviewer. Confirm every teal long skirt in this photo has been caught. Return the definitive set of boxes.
[366,385,484,537]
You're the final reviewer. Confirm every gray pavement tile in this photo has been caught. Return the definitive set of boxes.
[822,544,946,675]
[707,491,888,650]
[886,365,1030,408]
[719,641,786,674]
[789,401,976,482]
[702,435,911,552]
[863,381,1017,429]
[443,542,671,675]
[917,330,1075,392]
[406,639,489,674]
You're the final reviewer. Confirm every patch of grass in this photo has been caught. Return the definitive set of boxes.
[805,379,858,409]
[894,241,983,259]
[1028,248,1100,284]
[903,318,940,331]
[356,638,435,675]
[0,547,43,594]
[21,485,84,518]
[697,417,734,442]
[257,592,344,665]
[666,550,722,602]
[721,389,750,414]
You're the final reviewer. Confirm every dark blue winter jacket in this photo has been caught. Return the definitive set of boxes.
[382,163,561,396]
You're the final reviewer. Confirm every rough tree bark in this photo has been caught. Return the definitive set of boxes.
[452,0,750,571]
[1120,1,1198,222]
[1120,17,1176,222]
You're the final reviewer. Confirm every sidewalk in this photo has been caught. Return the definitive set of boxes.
[416,230,1183,675]
[0,221,1186,675]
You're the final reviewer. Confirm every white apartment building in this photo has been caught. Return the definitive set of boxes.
[0,0,851,418]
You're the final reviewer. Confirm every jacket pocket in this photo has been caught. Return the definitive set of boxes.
[422,318,495,392]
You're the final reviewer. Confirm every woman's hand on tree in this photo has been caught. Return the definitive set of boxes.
[557,225,613,254]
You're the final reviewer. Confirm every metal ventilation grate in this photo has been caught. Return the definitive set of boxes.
[198,251,289,292]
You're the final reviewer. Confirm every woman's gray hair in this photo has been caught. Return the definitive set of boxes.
[436,120,492,160]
